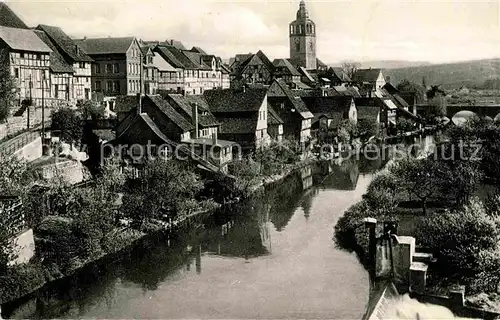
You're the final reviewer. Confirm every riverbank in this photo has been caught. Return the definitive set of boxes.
[0,156,312,309]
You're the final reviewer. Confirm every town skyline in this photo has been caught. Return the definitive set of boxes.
[3,0,500,65]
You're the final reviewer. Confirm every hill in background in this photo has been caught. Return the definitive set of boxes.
[384,58,500,89]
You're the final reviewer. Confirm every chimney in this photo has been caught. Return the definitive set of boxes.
[75,45,79,55]
[212,132,217,145]
[192,103,199,139]
[136,93,142,114]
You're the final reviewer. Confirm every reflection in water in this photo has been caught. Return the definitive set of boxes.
[5,159,381,319]
[385,295,480,320]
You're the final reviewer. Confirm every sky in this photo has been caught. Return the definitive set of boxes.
[4,0,500,64]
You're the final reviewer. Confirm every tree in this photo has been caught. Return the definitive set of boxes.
[427,85,447,117]
[396,117,415,133]
[51,107,83,147]
[415,199,500,293]
[396,80,426,104]
[122,159,204,229]
[391,157,446,215]
[363,172,401,216]
[340,61,361,79]
[77,100,106,121]
[357,119,379,141]
[0,156,35,196]
[0,49,16,123]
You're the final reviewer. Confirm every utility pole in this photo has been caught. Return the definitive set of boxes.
[139,49,143,113]
[41,70,45,139]
[28,74,32,129]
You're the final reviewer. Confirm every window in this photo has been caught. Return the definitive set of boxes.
[106,63,112,73]
[114,63,119,73]
[129,80,132,91]
[107,81,113,92]
[96,81,101,91]
[20,53,24,58]
[79,62,85,69]
[259,73,263,79]
[114,81,120,92]
[296,42,300,52]
[14,68,19,79]
[36,54,41,60]
[95,64,101,73]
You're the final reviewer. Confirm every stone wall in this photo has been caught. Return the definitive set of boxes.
[11,136,42,162]
[39,160,85,185]
[8,229,35,266]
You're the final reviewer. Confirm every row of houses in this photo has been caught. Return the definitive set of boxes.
[0,2,230,112]
[111,74,418,173]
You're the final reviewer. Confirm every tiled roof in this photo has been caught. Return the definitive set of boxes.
[153,53,177,72]
[239,50,274,74]
[273,58,301,76]
[305,96,353,116]
[154,46,185,69]
[218,117,258,134]
[298,66,315,83]
[330,67,352,82]
[163,45,198,69]
[256,50,274,72]
[292,81,312,89]
[34,30,73,73]
[204,88,267,113]
[115,95,138,114]
[316,58,327,69]
[0,26,51,52]
[268,79,313,119]
[182,51,211,70]
[165,94,219,127]
[190,46,207,55]
[0,2,28,29]
[333,85,361,98]
[357,106,380,121]
[268,105,284,125]
[75,37,135,55]
[36,25,93,62]
[146,95,194,132]
[186,137,235,148]
[352,68,383,83]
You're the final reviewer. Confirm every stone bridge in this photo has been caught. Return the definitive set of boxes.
[417,104,500,120]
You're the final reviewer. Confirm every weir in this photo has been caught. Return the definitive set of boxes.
[361,218,500,320]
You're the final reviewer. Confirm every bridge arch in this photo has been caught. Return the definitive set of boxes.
[494,113,500,122]
[451,110,478,126]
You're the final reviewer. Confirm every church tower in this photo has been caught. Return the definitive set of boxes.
[289,0,316,70]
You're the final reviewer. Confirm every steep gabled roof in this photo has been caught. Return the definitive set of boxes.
[75,37,136,55]
[154,45,185,69]
[352,68,383,83]
[153,52,177,72]
[357,106,380,121]
[0,2,29,29]
[298,66,315,83]
[182,50,211,70]
[0,26,52,52]
[316,58,327,69]
[160,45,198,69]
[268,105,284,125]
[145,95,194,132]
[204,88,267,113]
[268,79,313,119]
[273,58,301,76]
[330,67,352,82]
[36,25,93,62]
[190,46,207,55]
[165,94,219,127]
[305,96,354,119]
[218,117,259,134]
[256,50,274,72]
[34,30,73,73]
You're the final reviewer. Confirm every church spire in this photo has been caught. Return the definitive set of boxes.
[296,0,309,20]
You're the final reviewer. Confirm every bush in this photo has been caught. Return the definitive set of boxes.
[414,198,500,293]
[0,263,46,304]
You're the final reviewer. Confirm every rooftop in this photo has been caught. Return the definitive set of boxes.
[75,37,136,55]
[204,88,268,113]
[0,26,52,53]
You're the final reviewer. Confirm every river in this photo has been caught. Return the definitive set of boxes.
[4,135,440,319]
